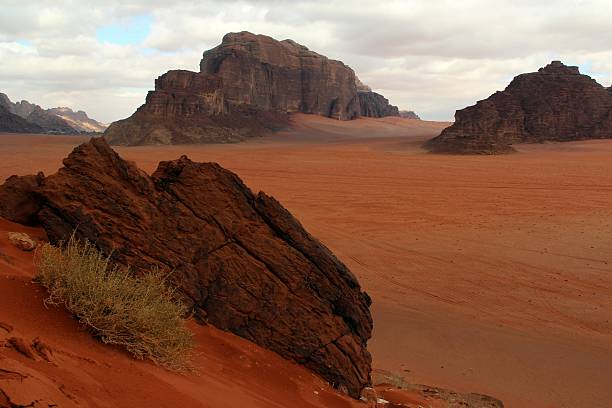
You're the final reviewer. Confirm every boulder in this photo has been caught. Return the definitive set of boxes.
[7,232,36,251]
[104,31,399,145]
[17,138,373,397]
[427,61,612,154]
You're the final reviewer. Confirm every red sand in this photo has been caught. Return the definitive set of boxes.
[2,114,612,407]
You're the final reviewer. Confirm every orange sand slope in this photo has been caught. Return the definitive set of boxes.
[2,115,612,408]
[0,218,365,408]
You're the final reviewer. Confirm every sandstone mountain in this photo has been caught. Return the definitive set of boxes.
[0,93,106,134]
[0,138,374,398]
[426,61,612,154]
[104,31,400,145]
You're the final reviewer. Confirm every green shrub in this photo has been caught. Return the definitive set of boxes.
[35,236,193,370]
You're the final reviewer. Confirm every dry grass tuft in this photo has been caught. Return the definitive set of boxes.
[35,236,193,370]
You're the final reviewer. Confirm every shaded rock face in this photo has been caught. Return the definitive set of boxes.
[427,61,612,154]
[358,92,399,118]
[104,31,398,145]
[0,104,44,134]
[0,172,44,225]
[0,138,373,397]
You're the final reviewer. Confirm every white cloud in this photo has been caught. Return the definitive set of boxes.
[1,0,612,123]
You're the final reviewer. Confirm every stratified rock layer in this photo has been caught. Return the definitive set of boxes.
[2,138,373,397]
[427,61,612,154]
[104,32,399,145]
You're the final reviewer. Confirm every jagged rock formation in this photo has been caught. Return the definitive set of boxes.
[0,93,106,134]
[358,91,399,118]
[0,104,44,133]
[104,31,399,145]
[427,61,612,154]
[399,110,421,120]
[0,138,374,398]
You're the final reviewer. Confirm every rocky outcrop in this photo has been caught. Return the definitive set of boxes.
[399,110,421,120]
[358,92,399,118]
[0,93,106,134]
[104,31,399,145]
[427,61,612,154]
[0,138,373,397]
[0,104,44,134]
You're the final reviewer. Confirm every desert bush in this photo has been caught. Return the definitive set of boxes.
[34,236,193,370]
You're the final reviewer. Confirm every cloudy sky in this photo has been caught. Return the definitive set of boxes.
[1,0,612,123]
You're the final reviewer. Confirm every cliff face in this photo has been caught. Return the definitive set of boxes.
[104,32,399,145]
[358,91,400,118]
[427,61,612,154]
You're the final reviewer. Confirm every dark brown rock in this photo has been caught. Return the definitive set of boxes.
[104,32,399,145]
[29,138,373,397]
[0,172,44,225]
[427,61,612,154]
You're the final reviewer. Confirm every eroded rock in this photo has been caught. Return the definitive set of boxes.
[26,137,373,397]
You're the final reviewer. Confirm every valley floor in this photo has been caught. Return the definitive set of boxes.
[1,114,612,407]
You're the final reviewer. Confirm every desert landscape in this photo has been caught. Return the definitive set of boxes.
[2,4,612,408]
[2,113,612,407]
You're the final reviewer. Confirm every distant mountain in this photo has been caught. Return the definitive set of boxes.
[0,93,107,134]
[0,104,44,133]
[47,107,107,133]
[399,110,421,120]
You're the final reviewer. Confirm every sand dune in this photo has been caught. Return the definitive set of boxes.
[1,115,612,407]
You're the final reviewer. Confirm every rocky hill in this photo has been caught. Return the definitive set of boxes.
[104,32,400,145]
[0,93,106,134]
[427,61,612,154]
